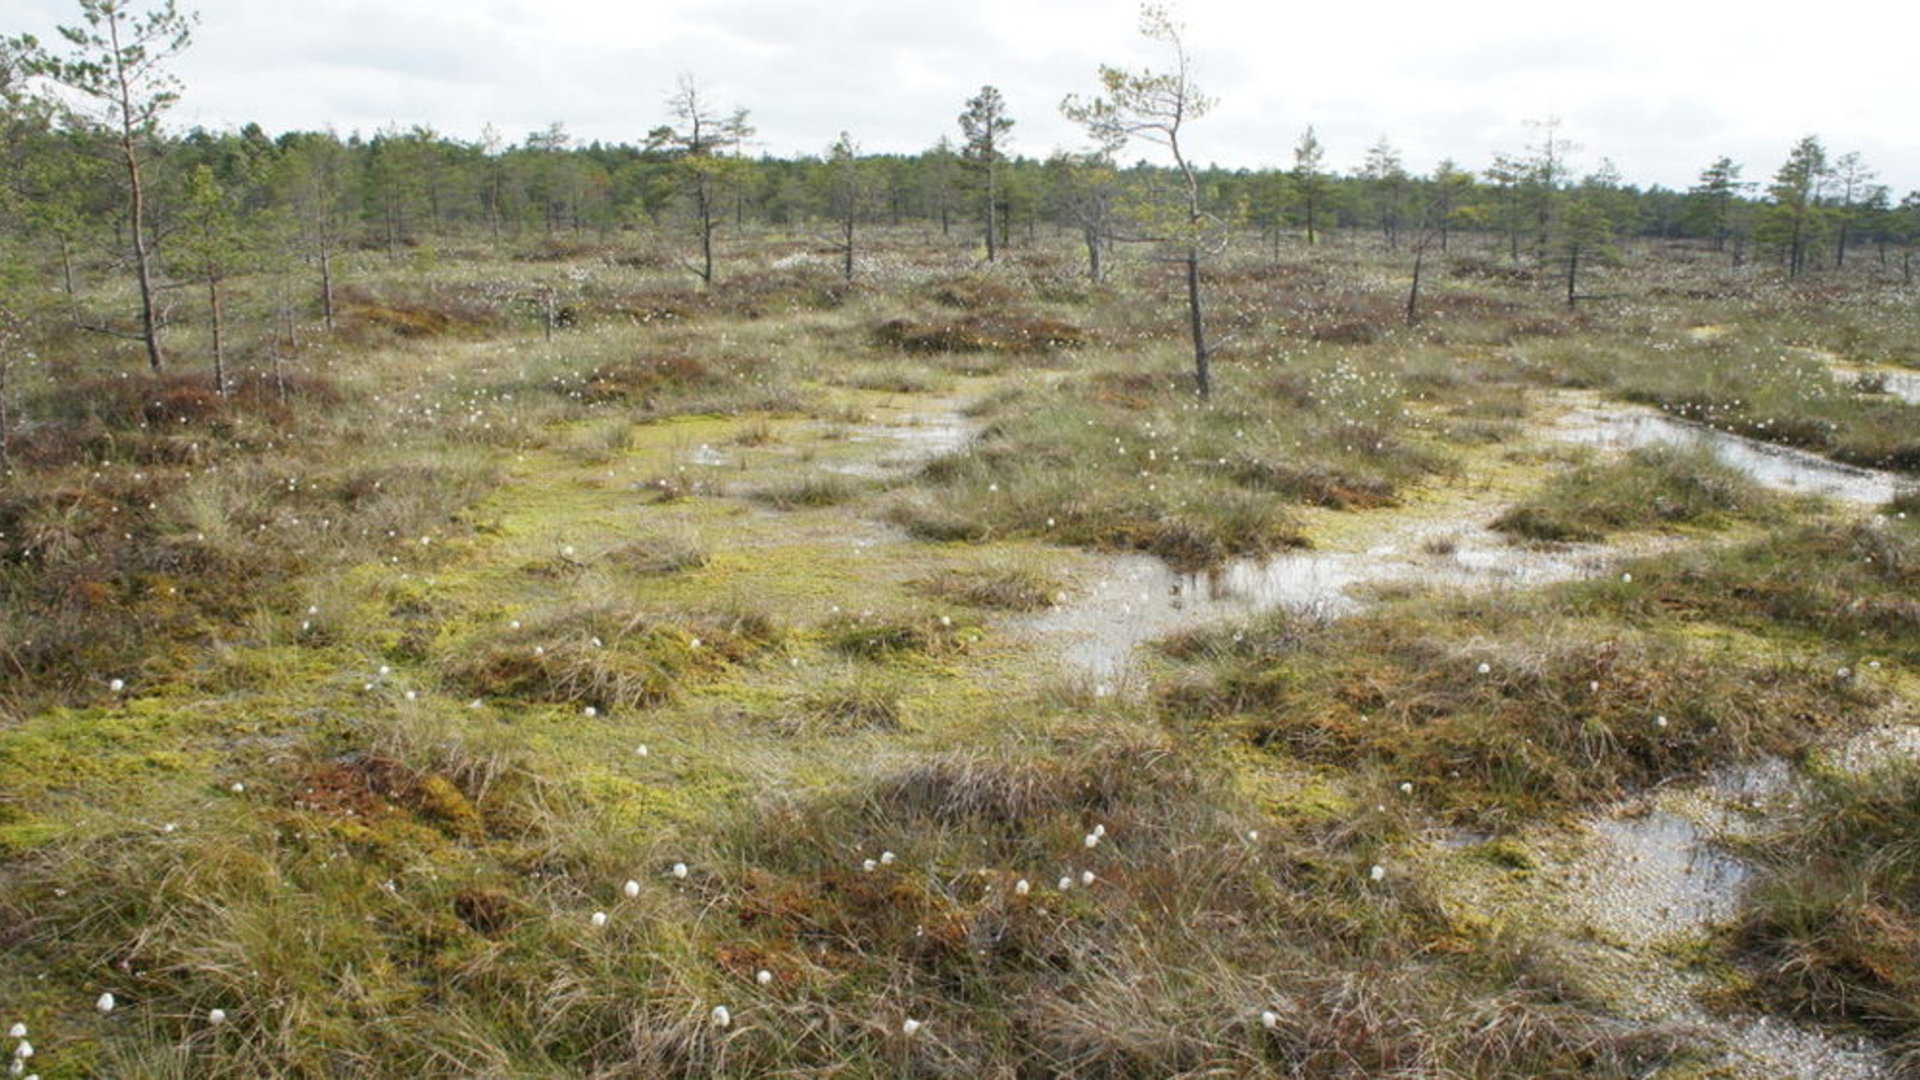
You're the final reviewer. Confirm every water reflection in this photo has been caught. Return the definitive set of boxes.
[1027,527,1625,683]
[1553,405,1905,504]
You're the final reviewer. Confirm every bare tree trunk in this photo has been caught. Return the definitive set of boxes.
[125,143,165,371]
[208,276,226,396]
[984,163,998,262]
[488,166,502,246]
[1186,250,1210,400]
[1407,245,1425,324]
[319,245,335,332]
[58,236,77,300]
[696,176,715,286]
[0,356,12,465]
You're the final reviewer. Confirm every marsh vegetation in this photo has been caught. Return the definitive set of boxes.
[0,216,1915,1078]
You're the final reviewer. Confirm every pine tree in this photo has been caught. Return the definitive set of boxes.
[13,0,198,371]
[1063,4,1218,398]
[958,86,1014,262]
[1763,135,1829,277]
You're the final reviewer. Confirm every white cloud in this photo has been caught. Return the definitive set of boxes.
[1,0,1912,190]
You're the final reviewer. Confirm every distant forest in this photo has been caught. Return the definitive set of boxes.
[5,112,1913,270]
[4,0,1917,344]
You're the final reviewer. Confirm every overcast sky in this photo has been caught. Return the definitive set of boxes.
[6,0,1915,193]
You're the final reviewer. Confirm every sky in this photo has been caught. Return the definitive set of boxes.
[5,0,1915,194]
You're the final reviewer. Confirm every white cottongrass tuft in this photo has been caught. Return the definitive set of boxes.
[583,706,598,717]
[590,911,608,928]
[4,1028,20,1042]
[1477,662,1492,675]
[207,1008,226,1025]
[671,862,689,879]
[879,851,896,865]
[1399,781,1414,795]
[902,1018,924,1036]
[756,969,773,986]
[710,1005,731,1028]
[1080,870,1096,886]
[1058,876,1073,891]
[96,992,115,1013]
[1083,833,1100,848]
[1369,865,1386,883]
[862,859,878,873]
[623,879,641,899]
[1013,878,1030,896]
[1261,1009,1280,1029]
[109,678,125,693]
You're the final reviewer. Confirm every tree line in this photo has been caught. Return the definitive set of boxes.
[3,0,1918,410]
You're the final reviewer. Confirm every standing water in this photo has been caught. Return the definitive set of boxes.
[1552,400,1906,505]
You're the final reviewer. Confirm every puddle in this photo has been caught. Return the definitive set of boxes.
[1520,714,1920,1079]
[1552,402,1905,505]
[1576,808,1749,937]
[1025,527,1629,684]
[1024,389,1909,686]
[821,408,979,478]
[1834,364,1920,405]
[683,443,731,467]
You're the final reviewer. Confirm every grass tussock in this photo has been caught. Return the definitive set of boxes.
[11,370,344,468]
[1734,759,1920,1065]
[336,283,504,342]
[909,562,1063,612]
[580,353,720,404]
[872,313,1088,355]
[776,674,906,736]
[0,718,665,1078]
[0,452,497,707]
[1601,519,1920,664]
[605,534,710,576]
[1226,454,1401,509]
[444,604,781,711]
[1492,445,1778,541]
[821,609,977,661]
[1158,593,1884,826]
[890,393,1371,568]
[651,720,1693,1075]
[748,472,863,511]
